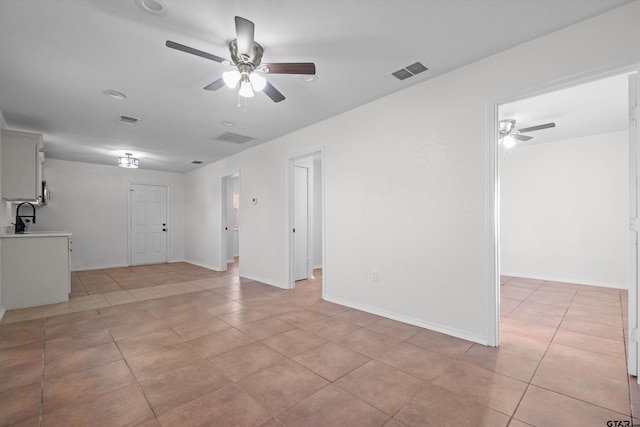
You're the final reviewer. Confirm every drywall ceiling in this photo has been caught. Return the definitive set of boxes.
[0,0,634,173]
[499,73,631,147]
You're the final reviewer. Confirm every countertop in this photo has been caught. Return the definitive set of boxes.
[0,231,72,238]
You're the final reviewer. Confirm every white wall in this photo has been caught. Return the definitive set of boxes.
[33,159,185,271]
[501,131,628,288]
[184,2,640,344]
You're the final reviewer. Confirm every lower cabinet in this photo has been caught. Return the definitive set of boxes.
[1,234,71,309]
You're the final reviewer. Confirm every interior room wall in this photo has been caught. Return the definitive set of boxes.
[185,2,639,344]
[501,130,628,288]
[34,159,186,271]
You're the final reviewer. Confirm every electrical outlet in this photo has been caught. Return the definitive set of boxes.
[371,270,378,282]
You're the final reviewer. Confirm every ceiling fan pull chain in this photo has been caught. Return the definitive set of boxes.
[243,95,249,113]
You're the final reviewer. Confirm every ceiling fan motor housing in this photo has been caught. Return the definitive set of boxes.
[229,39,264,70]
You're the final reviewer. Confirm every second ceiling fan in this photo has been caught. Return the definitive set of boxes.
[166,16,316,103]
[499,119,556,148]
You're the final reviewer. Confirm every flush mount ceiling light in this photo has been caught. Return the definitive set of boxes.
[118,153,139,168]
[102,90,127,100]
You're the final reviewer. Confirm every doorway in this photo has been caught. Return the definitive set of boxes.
[492,68,639,376]
[129,183,168,265]
[221,173,240,272]
[289,151,324,289]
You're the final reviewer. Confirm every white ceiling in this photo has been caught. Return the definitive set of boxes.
[0,0,634,173]
[499,73,630,147]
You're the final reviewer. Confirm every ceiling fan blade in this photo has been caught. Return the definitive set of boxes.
[261,62,316,75]
[518,122,556,133]
[235,16,255,56]
[204,78,225,91]
[166,40,227,63]
[263,81,285,103]
[513,134,533,142]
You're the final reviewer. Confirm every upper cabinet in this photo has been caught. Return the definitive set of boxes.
[1,129,44,202]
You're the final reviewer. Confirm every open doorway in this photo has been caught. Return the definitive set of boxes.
[289,151,323,289]
[494,70,638,376]
[221,172,240,272]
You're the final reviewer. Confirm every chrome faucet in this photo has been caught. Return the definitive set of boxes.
[15,202,36,233]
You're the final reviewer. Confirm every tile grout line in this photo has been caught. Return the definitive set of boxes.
[503,278,558,426]
[507,279,633,423]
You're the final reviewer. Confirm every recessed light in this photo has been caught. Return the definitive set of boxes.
[102,90,126,100]
[300,75,317,83]
[220,121,236,127]
[134,0,168,15]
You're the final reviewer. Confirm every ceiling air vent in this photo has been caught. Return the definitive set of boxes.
[391,61,429,81]
[117,114,140,125]
[214,132,255,144]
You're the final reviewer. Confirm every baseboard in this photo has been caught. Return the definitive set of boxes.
[239,274,288,290]
[501,272,626,289]
[0,305,5,322]
[71,259,203,272]
[323,294,490,346]
[183,259,223,272]
[72,263,130,272]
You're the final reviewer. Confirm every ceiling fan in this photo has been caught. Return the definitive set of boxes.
[166,16,316,103]
[499,119,556,148]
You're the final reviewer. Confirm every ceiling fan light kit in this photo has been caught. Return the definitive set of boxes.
[166,16,316,104]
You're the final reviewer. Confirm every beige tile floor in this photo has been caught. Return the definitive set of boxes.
[0,261,638,426]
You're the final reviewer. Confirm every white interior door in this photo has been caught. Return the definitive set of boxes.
[630,72,639,378]
[294,166,309,281]
[130,184,167,265]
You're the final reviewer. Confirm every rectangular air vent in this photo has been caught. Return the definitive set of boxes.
[117,114,140,125]
[391,61,429,81]
[214,132,255,144]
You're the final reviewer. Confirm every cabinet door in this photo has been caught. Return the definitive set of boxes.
[1,130,43,201]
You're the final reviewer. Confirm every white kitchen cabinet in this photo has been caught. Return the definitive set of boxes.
[1,233,71,309]
[1,129,44,202]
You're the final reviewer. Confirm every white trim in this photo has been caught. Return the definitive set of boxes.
[183,258,223,272]
[220,170,241,273]
[240,273,288,290]
[286,148,325,291]
[486,95,500,347]
[324,294,489,345]
[489,59,640,348]
[501,272,627,290]
[629,72,639,378]
[0,305,6,322]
